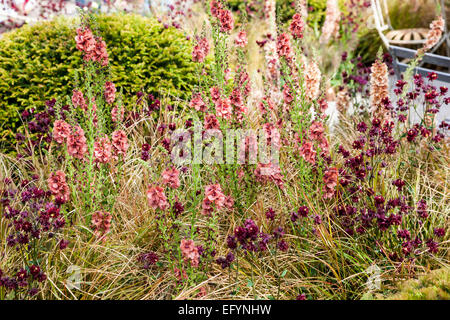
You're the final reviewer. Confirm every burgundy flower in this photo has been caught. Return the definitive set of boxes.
[297,206,309,217]
[266,208,276,221]
[434,228,445,237]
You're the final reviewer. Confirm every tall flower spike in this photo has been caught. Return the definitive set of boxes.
[162,167,180,189]
[104,81,116,105]
[111,130,129,159]
[147,186,169,211]
[67,125,88,159]
[305,60,321,101]
[323,167,338,199]
[192,37,209,63]
[180,239,200,267]
[336,87,350,119]
[296,0,308,20]
[276,33,292,60]
[218,9,234,33]
[424,16,445,51]
[52,120,71,144]
[94,135,112,164]
[369,59,389,120]
[235,30,248,47]
[47,170,70,202]
[320,0,340,44]
[263,0,281,102]
[290,13,305,39]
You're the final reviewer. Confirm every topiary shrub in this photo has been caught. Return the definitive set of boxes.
[0,13,198,150]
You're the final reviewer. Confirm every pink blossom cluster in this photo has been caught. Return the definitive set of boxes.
[276,33,292,60]
[207,86,234,120]
[189,93,208,112]
[258,96,275,115]
[305,60,321,101]
[210,86,221,103]
[210,0,223,17]
[180,239,200,267]
[299,121,330,164]
[204,113,220,130]
[235,30,248,47]
[192,37,210,63]
[230,88,247,122]
[147,186,169,211]
[214,97,232,119]
[72,89,87,110]
[71,90,100,124]
[254,162,284,188]
[111,130,129,159]
[67,125,88,159]
[202,183,227,215]
[322,167,338,199]
[299,141,316,164]
[53,118,127,164]
[262,122,280,149]
[238,70,251,97]
[47,170,70,203]
[210,0,234,33]
[162,167,180,189]
[320,0,341,44]
[94,136,112,164]
[91,211,112,240]
[290,13,305,39]
[218,9,234,33]
[424,16,444,51]
[283,84,294,106]
[75,27,109,66]
[104,81,116,105]
[52,120,71,144]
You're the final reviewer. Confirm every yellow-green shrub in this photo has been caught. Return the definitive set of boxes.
[0,13,198,149]
[379,268,450,300]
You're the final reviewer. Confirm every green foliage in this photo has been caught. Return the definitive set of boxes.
[225,0,328,27]
[375,268,450,300]
[0,13,198,149]
[355,29,384,64]
[276,0,327,27]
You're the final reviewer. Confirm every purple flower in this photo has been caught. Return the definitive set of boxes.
[434,228,445,237]
[59,239,69,250]
[417,200,428,219]
[297,206,309,217]
[226,235,237,249]
[277,240,289,252]
[265,208,276,221]
[426,239,438,254]
[137,251,159,269]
